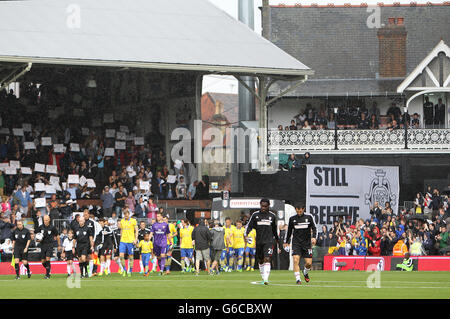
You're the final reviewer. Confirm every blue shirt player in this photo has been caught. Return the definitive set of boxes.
[150,212,171,276]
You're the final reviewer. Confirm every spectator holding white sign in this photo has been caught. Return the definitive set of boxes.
[13,185,32,217]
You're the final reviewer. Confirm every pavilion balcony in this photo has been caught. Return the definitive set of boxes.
[268,128,450,154]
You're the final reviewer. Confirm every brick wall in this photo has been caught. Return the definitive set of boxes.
[377,17,407,77]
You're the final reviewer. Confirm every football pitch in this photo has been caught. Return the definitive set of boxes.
[1,271,449,299]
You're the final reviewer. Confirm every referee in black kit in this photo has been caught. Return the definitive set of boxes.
[35,215,61,279]
[245,198,279,285]
[11,220,31,279]
[283,202,317,285]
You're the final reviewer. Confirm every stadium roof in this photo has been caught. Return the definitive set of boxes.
[0,0,312,77]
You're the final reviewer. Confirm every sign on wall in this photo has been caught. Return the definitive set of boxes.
[306,164,399,229]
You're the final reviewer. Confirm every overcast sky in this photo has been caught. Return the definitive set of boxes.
[203,0,436,94]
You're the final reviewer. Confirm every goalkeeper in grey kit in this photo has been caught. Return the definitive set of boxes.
[283,202,317,285]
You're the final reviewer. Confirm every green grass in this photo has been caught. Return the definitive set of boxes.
[1,271,450,299]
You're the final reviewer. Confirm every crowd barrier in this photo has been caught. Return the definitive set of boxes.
[323,255,450,271]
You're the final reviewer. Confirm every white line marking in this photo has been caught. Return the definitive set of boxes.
[251,282,450,289]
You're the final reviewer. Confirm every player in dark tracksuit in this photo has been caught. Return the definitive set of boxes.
[284,202,317,285]
[245,198,278,285]
[11,220,31,279]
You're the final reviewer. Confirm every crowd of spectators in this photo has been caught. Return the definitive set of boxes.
[0,85,210,232]
[275,101,442,131]
[314,191,449,257]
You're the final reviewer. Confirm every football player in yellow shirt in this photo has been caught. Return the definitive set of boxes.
[179,219,194,272]
[118,209,138,277]
[233,220,246,272]
[245,228,256,271]
[164,216,178,274]
[222,217,236,272]
[138,233,153,276]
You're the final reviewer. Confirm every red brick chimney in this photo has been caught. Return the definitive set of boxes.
[377,17,407,77]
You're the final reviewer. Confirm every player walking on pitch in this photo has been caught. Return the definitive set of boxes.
[245,198,279,285]
[118,209,138,277]
[283,203,317,284]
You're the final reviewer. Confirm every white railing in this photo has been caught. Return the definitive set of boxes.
[268,128,450,153]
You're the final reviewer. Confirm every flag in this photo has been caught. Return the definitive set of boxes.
[11,254,15,268]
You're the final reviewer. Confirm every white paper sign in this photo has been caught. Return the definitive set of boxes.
[41,137,52,146]
[45,185,56,194]
[54,144,64,153]
[53,183,62,192]
[70,143,80,152]
[174,160,183,170]
[116,131,126,141]
[5,167,16,175]
[81,128,89,136]
[34,163,46,173]
[21,167,32,175]
[13,128,24,136]
[50,176,60,185]
[167,175,177,184]
[22,123,32,132]
[24,142,36,150]
[62,183,67,191]
[79,175,87,186]
[9,161,20,169]
[35,198,47,208]
[120,125,129,133]
[86,179,96,188]
[105,129,116,138]
[140,181,150,191]
[0,163,9,171]
[0,128,10,135]
[104,148,115,156]
[115,141,126,150]
[134,137,144,145]
[128,171,136,178]
[103,113,114,123]
[34,183,46,192]
[46,165,58,174]
[68,174,80,184]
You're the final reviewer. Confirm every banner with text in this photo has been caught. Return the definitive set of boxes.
[306,164,399,229]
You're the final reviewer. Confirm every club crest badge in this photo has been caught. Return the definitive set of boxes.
[364,169,396,209]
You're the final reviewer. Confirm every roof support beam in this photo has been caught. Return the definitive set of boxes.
[266,76,308,106]
[443,74,450,87]
[425,66,440,87]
